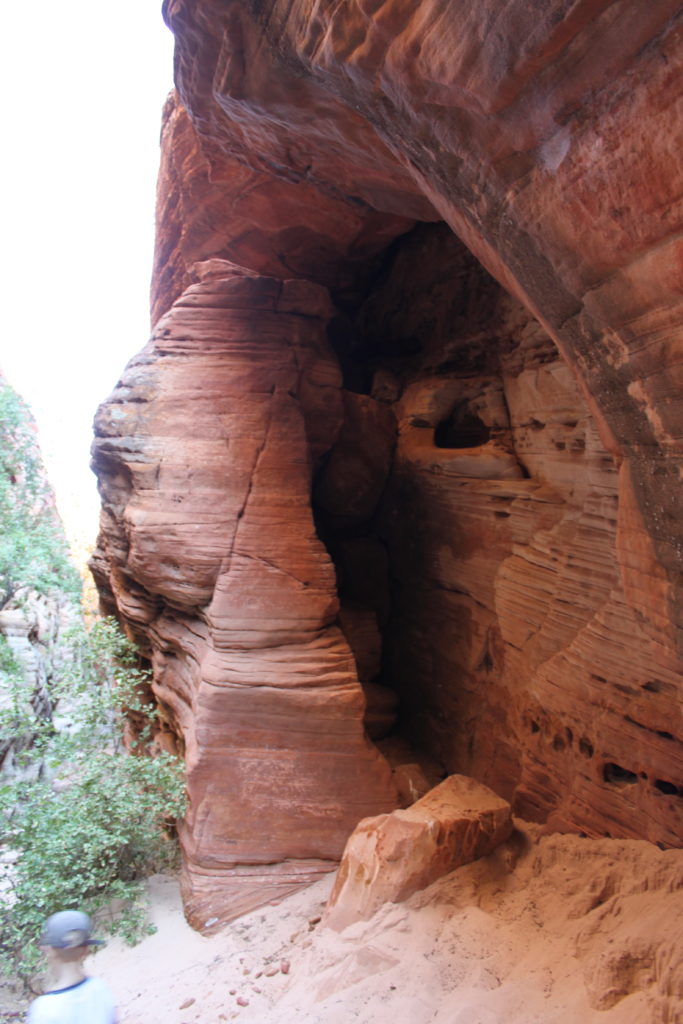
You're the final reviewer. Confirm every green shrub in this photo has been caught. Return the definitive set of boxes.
[0,378,80,610]
[0,619,186,981]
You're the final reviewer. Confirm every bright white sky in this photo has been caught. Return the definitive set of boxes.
[1,2,175,549]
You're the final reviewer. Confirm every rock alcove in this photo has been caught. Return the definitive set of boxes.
[92,0,683,929]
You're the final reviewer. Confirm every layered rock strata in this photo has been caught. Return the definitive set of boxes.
[152,93,419,327]
[351,225,683,847]
[93,0,683,921]
[162,0,683,649]
[91,261,397,927]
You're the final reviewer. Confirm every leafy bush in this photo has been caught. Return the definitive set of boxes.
[0,619,186,981]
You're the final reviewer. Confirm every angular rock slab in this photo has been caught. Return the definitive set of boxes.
[324,775,513,930]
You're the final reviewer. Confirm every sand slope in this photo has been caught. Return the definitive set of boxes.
[83,823,683,1023]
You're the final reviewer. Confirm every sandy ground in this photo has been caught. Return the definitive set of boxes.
[5,822,683,1023]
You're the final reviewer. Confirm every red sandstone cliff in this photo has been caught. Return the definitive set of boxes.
[92,0,683,926]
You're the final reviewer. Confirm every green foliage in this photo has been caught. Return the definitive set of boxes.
[0,619,186,981]
[0,383,180,981]
[0,378,80,609]
[0,636,35,766]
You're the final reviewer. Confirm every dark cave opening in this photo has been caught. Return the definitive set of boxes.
[603,762,638,786]
[434,403,491,449]
[314,220,528,796]
[313,215,682,841]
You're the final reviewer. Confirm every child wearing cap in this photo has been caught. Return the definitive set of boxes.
[27,910,117,1024]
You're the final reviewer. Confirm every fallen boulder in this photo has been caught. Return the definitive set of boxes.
[324,775,512,930]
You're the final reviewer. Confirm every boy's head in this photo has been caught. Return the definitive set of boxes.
[39,910,102,961]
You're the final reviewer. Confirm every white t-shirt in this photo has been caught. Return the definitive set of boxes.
[27,976,116,1024]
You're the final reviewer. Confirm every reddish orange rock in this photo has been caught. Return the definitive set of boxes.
[323,775,513,930]
[162,0,683,650]
[151,93,418,326]
[92,0,683,931]
[92,260,397,927]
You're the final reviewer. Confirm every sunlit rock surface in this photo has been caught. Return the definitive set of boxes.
[93,0,683,925]
[324,775,513,930]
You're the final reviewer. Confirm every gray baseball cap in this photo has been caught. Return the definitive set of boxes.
[39,910,103,949]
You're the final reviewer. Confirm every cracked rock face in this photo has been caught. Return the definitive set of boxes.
[324,775,513,931]
[93,0,683,922]
[91,261,397,927]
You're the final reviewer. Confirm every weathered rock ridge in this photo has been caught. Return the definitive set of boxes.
[92,0,683,924]
[92,261,397,925]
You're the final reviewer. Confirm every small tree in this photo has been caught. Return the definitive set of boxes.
[0,619,186,981]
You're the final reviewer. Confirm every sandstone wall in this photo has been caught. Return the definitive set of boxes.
[91,261,397,927]
[339,223,683,846]
[92,0,683,921]
[162,0,683,645]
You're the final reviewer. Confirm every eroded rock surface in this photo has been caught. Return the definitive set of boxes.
[361,226,683,846]
[162,0,683,652]
[93,0,683,923]
[92,260,397,927]
[324,775,513,930]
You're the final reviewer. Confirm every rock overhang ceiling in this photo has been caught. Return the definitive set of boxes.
[92,0,683,926]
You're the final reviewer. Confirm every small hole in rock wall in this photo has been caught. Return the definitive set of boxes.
[434,403,491,449]
[655,779,679,796]
[603,762,637,785]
